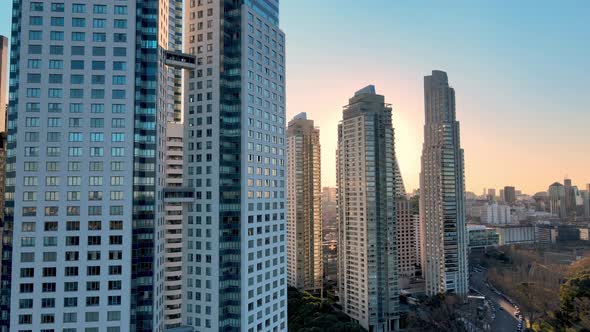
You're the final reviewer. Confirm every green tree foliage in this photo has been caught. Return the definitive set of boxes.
[288,287,366,332]
[559,264,590,330]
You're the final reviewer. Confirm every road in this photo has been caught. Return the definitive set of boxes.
[471,269,521,331]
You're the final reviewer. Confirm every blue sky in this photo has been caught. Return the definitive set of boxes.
[281,0,590,193]
[1,1,589,193]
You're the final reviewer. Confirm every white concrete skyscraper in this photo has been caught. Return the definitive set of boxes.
[420,70,469,296]
[183,1,287,331]
[286,113,322,293]
[337,86,399,332]
[0,0,197,331]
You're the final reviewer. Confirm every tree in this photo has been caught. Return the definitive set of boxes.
[288,287,366,332]
[406,294,467,332]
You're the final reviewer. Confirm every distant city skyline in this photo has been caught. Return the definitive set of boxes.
[1,1,589,194]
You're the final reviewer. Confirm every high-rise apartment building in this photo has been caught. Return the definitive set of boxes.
[322,187,337,204]
[0,1,187,331]
[286,113,322,293]
[487,188,496,201]
[548,182,566,219]
[420,70,469,296]
[0,35,7,132]
[504,186,516,204]
[182,1,287,331]
[582,189,590,220]
[396,199,420,288]
[163,122,194,329]
[337,86,399,331]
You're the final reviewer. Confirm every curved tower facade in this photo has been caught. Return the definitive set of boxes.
[420,71,469,296]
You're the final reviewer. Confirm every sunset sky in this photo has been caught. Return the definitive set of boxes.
[281,0,590,195]
[1,1,589,195]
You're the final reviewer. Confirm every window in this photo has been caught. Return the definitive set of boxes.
[90,147,104,157]
[113,62,126,71]
[30,16,43,25]
[93,18,106,28]
[49,60,63,69]
[26,102,40,112]
[50,31,64,41]
[111,147,124,157]
[70,75,84,84]
[91,104,104,113]
[113,47,126,57]
[90,118,104,128]
[113,33,127,43]
[48,103,62,113]
[92,46,106,56]
[111,133,125,142]
[68,133,82,142]
[90,133,104,142]
[30,2,44,11]
[111,118,125,128]
[93,4,107,13]
[50,45,63,55]
[114,6,127,14]
[50,17,64,26]
[49,74,62,84]
[91,89,105,99]
[112,104,126,113]
[71,32,85,41]
[51,3,65,12]
[71,46,85,56]
[72,18,85,27]
[93,33,107,42]
[112,76,126,85]
[72,3,86,13]
[114,19,127,29]
[29,31,42,40]
[68,147,82,157]
[69,118,82,127]
[28,45,42,55]
[47,132,61,142]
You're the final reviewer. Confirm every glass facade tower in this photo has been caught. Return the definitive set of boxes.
[337,86,400,332]
[420,70,469,296]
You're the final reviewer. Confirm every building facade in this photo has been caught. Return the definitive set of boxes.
[286,113,322,292]
[503,186,516,205]
[163,122,195,329]
[337,86,399,331]
[396,199,420,287]
[480,202,511,225]
[0,1,182,331]
[0,35,7,131]
[420,71,469,296]
[548,182,566,219]
[182,1,287,330]
[491,225,536,246]
[467,225,499,251]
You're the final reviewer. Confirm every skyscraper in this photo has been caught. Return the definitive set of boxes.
[420,70,469,296]
[286,113,322,293]
[0,1,185,331]
[0,35,7,132]
[163,122,193,329]
[183,1,287,330]
[548,182,566,219]
[396,199,420,288]
[564,178,577,218]
[504,186,516,204]
[337,86,399,331]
